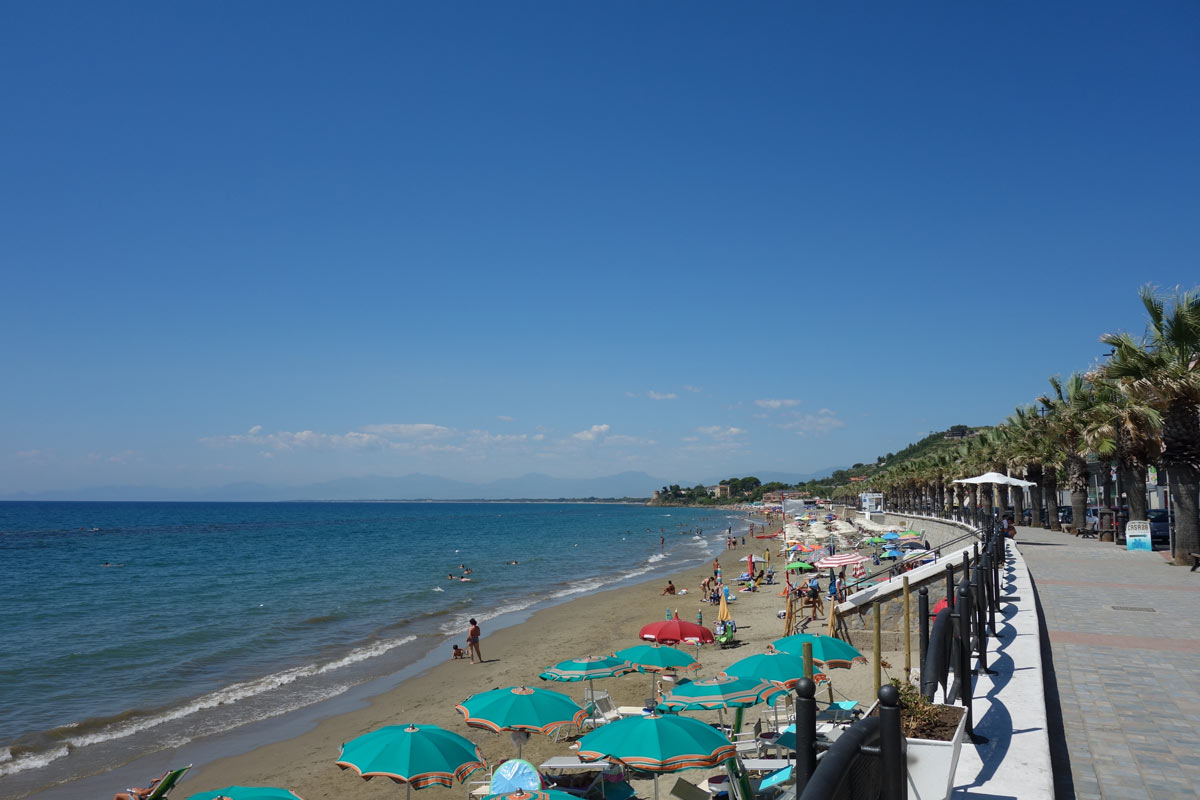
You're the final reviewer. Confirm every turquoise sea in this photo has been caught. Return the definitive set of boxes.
[0,502,741,798]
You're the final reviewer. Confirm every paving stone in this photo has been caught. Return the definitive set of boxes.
[1015,523,1200,800]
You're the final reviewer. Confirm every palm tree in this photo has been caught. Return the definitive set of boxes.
[1084,372,1162,526]
[1005,405,1046,526]
[1101,285,1200,566]
[1040,374,1098,534]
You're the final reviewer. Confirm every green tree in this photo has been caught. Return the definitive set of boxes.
[1101,285,1200,565]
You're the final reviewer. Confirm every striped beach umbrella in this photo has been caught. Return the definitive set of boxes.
[770,634,868,670]
[577,713,738,800]
[538,655,636,707]
[657,674,786,711]
[813,553,867,569]
[725,650,827,689]
[456,686,587,758]
[336,724,485,800]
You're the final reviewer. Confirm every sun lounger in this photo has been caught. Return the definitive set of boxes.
[670,777,710,800]
[122,765,191,800]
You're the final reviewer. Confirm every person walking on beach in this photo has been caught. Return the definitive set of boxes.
[713,557,720,578]
[466,618,482,664]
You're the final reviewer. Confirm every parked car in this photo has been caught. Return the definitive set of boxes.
[1146,509,1170,541]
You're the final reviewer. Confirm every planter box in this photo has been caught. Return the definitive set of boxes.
[866,700,967,800]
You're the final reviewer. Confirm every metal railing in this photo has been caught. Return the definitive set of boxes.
[789,527,1007,799]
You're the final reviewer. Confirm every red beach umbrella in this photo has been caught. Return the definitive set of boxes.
[639,620,715,645]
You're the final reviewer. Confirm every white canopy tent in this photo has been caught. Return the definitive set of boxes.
[952,471,1036,488]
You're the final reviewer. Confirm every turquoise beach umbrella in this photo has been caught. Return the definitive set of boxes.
[577,713,738,800]
[336,724,485,800]
[456,686,587,757]
[187,789,303,800]
[770,634,868,670]
[539,655,636,683]
[725,650,826,689]
[881,532,900,540]
[613,643,701,699]
[539,654,637,707]
[882,549,904,559]
[657,674,787,712]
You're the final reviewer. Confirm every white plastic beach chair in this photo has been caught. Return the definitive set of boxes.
[583,695,621,728]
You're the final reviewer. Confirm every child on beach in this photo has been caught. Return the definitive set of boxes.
[451,644,467,660]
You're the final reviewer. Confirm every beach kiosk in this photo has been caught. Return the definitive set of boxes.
[860,492,883,514]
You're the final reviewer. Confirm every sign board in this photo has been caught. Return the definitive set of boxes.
[1125,521,1152,551]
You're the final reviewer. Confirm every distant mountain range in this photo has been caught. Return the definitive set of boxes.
[1,467,846,502]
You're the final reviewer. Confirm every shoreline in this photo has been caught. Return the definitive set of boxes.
[18,513,772,800]
[52,509,899,800]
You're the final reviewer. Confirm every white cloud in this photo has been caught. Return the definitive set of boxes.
[647,391,677,401]
[681,436,700,443]
[497,415,514,422]
[683,385,702,393]
[779,409,846,436]
[359,423,453,439]
[248,425,263,435]
[608,434,657,446]
[573,424,611,442]
[697,426,746,440]
[755,398,801,409]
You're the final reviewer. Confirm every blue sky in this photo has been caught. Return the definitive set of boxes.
[3,3,1198,494]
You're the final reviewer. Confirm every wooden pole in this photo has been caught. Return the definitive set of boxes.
[802,641,814,678]
[873,601,882,695]
[903,576,911,684]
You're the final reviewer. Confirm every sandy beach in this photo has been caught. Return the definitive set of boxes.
[178,517,906,800]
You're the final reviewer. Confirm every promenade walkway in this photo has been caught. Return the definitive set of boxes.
[1015,524,1200,800]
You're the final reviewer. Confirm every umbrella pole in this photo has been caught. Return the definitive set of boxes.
[406,783,411,800]
[654,775,659,800]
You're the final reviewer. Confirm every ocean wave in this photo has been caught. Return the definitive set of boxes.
[0,744,70,778]
[57,634,416,751]
[646,553,667,563]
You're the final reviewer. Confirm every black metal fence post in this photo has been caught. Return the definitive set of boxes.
[971,562,989,675]
[877,684,907,800]
[794,677,817,791]
[956,582,974,737]
[918,587,930,670]
[945,563,955,608]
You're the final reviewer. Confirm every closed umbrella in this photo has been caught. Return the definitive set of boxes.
[336,724,485,800]
[456,687,587,758]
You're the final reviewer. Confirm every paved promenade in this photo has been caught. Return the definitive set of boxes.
[1015,524,1200,800]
